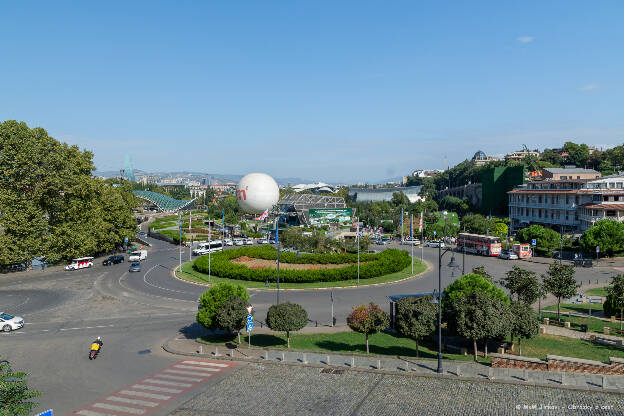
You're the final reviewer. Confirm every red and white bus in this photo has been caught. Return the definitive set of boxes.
[457,233,502,256]
[512,243,532,258]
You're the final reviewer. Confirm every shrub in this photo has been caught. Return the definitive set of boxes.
[265,302,308,348]
[347,303,390,353]
[196,283,250,330]
[216,295,249,343]
[193,247,411,283]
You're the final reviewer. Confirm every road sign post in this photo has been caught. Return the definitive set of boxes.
[596,245,600,261]
[246,306,253,347]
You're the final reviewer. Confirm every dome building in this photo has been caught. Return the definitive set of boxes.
[472,150,501,166]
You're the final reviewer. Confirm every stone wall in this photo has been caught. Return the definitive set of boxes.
[491,353,624,375]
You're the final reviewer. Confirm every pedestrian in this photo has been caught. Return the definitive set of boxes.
[574,253,578,260]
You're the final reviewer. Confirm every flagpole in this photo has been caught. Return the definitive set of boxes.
[357,220,360,285]
[411,213,414,274]
[208,218,211,283]
[420,211,424,262]
[189,211,192,262]
[401,208,404,243]
[178,212,182,274]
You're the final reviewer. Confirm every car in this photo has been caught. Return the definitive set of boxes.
[233,239,244,246]
[0,312,24,332]
[402,238,420,245]
[102,255,124,266]
[224,239,234,246]
[425,241,445,248]
[65,257,94,270]
[129,262,141,272]
[244,238,254,245]
[257,239,268,244]
[139,231,147,236]
[499,251,518,260]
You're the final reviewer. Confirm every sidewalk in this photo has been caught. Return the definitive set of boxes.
[162,331,624,393]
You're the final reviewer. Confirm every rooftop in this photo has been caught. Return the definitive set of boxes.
[543,167,599,175]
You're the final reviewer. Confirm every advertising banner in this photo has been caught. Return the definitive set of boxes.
[308,208,353,226]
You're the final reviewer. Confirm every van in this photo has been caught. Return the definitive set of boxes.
[129,250,147,262]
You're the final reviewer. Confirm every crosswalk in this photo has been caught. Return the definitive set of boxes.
[72,359,236,416]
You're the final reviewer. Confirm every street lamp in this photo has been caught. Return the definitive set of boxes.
[437,244,460,374]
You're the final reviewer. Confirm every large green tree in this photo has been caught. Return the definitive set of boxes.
[395,296,437,357]
[509,301,539,355]
[580,219,624,257]
[0,120,137,266]
[265,302,308,348]
[197,283,250,330]
[542,263,578,322]
[516,225,560,256]
[605,274,624,333]
[215,295,248,344]
[0,358,41,415]
[461,214,495,235]
[499,266,541,304]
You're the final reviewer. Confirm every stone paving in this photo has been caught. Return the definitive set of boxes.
[170,362,624,415]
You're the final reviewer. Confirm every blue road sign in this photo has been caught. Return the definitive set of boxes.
[36,411,53,416]
[531,239,536,246]
[246,322,254,332]
[246,314,253,323]
[434,230,437,236]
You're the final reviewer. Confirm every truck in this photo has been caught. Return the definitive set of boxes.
[128,250,147,262]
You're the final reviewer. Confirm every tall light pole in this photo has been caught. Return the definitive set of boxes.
[178,211,182,274]
[437,244,460,374]
[275,217,280,304]
[410,213,414,274]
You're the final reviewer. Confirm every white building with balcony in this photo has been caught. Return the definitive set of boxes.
[508,175,624,233]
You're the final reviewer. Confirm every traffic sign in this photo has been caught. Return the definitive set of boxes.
[124,237,129,243]
[246,314,253,324]
[36,411,53,416]
[246,322,254,332]
[434,230,437,236]
[596,246,600,253]
[531,239,536,246]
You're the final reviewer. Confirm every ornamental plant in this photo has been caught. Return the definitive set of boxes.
[196,283,249,330]
[265,302,308,348]
[346,303,390,353]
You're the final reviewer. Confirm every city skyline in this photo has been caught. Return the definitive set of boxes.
[1,1,623,183]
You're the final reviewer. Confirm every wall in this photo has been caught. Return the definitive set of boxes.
[481,165,525,216]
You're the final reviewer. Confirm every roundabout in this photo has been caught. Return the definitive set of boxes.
[175,246,429,289]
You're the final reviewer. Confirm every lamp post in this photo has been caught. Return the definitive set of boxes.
[275,218,280,304]
[436,234,460,374]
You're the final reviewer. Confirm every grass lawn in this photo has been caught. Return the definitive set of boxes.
[178,260,427,289]
[543,302,603,314]
[585,287,608,297]
[540,310,624,336]
[198,331,624,364]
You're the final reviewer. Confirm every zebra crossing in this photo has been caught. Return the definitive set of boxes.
[73,359,236,416]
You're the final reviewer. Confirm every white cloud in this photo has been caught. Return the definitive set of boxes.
[517,36,534,43]
[580,83,600,91]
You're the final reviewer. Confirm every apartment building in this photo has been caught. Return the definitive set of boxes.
[509,174,624,233]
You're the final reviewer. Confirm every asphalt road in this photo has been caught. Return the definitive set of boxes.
[0,234,620,414]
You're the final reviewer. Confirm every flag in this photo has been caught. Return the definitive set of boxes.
[189,212,192,232]
[409,215,413,239]
[419,211,423,232]
[255,209,269,221]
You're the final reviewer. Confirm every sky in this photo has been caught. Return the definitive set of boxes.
[1,1,623,183]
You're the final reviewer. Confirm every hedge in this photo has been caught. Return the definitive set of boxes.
[193,246,411,283]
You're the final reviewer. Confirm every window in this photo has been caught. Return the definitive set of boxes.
[607,211,616,217]
[561,176,567,180]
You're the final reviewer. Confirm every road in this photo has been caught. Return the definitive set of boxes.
[0,235,620,414]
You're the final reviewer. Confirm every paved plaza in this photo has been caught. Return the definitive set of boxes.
[171,362,624,416]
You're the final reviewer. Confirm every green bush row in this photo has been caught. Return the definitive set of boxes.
[193,247,411,283]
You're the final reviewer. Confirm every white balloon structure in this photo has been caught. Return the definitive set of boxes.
[236,173,279,214]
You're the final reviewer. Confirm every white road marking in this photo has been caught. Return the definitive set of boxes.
[118,389,171,400]
[143,264,195,295]
[182,360,229,367]
[155,373,203,382]
[174,364,220,372]
[106,395,159,407]
[76,410,117,416]
[163,369,212,377]
[132,384,182,393]
[143,378,192,387]
[92,402,146,414]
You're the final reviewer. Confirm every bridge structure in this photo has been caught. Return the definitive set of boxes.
[133,190,196,212]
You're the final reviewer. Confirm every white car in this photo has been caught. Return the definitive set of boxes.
[402,238,420,245]
[499,251,519,260]
[244,238,254,245]
[425,241,445,248]
[234,239,244,246]
[224,239,234,246]
[64,257,94,270]
[257,239,268,244]
[0,312,24,332]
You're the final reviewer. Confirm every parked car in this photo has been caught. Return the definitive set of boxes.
[499,251,518,260]
[257,239,269,244]
[402,238,420,245]
[0,312,24,332]
[3,263,26,273]
[233,239,244,246]
[425,241,445,248]
[224,239,234,246]
[102,255,124,266]
[129,262,141,272]
[65,257,94,271]
[244,238,254,245]
[129,250,147,262]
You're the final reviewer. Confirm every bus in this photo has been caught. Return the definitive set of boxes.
[192,240,224,256]
[512,243,531,258]
[457,233,501,256]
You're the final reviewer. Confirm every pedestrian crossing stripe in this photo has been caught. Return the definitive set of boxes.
[72,359,236,416]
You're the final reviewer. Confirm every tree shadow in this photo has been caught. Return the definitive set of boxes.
[314,340,438,359]
[178,322,210,339]
[241,334,287,348]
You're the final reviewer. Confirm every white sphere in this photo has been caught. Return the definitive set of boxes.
[236,173,279,213]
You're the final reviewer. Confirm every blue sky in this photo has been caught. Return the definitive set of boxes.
[1,1,623,183]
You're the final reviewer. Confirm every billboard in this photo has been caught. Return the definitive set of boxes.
[308,208,353,226]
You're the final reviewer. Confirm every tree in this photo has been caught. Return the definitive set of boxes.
[606,274,624,333]
[442,273,510,312]
[346,303,390,353]
[516,225,560,256]
[454,291,509,361]
[471,265,493,281]
[542,263,578,322]
[439,196,469,216]
[580,219,624,257]
[0,359,41,415]
[395,296,437,357]
[509,302,539,355]
[391,191,410,207]
[461,214,495,235]
[215,295,248,344]
[265,302,308,348]
[499,266,540,304]
[196,283,250,330]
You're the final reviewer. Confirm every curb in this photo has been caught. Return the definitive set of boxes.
[161,336,624,395]
[171,259,432,292]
